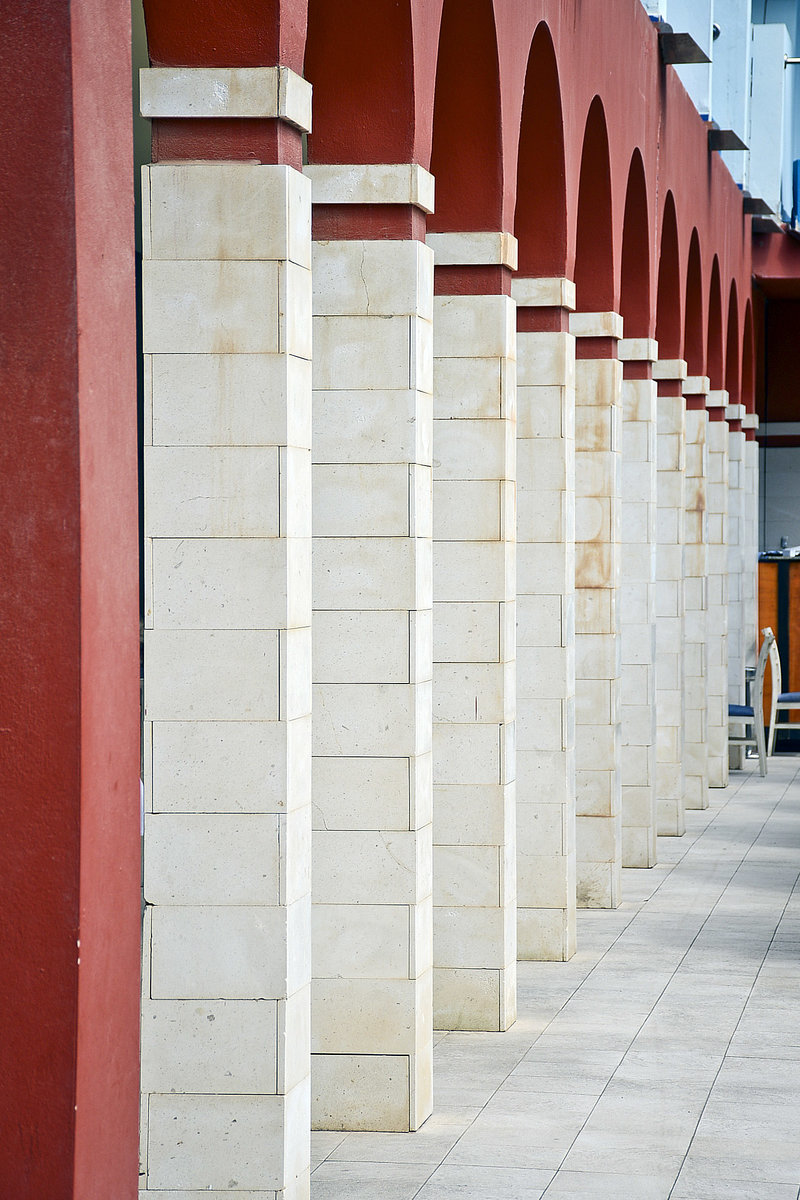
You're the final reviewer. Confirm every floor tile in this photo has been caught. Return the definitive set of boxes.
[310,762,800,1199]
[415,1164,554,1198]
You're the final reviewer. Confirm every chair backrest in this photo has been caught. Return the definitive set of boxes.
[755,627,777,727]
[762,626,781,728]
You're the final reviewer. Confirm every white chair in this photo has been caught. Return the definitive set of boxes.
[728,627,775,776]
[766,634,800,755]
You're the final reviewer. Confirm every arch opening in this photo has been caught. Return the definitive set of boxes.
[429,0,503,232]
[655,192,681,358]
[305,0,415,163]
[619,150,651,338]
[742,301,755,413]
[707,257,724,390]
[574,97,614,312]
[514,22,567,277]
[726,281,741,402]
[684,230,704,375]
[142,0,289,68]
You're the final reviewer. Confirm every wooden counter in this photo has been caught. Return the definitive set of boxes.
[758,559,800,731]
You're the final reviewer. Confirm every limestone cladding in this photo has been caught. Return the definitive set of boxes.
[683,390,710,811]
[311,234,434,1132]
[570,314,623,909]
[432,277,517,1030]
[618,340,659,867]
[653,361,688,837]
[726,417,747,767]
[514,277,577,961]
[706,402,730,787]
[140,162,313,1200]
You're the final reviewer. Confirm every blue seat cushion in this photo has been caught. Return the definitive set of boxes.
[777,692,800,703]
[729,704,754,718]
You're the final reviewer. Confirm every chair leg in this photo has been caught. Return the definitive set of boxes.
[755,719,767,776]
[768,715,776,757]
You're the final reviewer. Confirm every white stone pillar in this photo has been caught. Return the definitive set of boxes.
[140,136,313,1197]
[706,392,730,787]
[513,277,577,960]
[429,232,517,1031]
[570,313,623,908]
[682,378,711,811]
[742,414,760,673]
[618,339,659,867]
[726,403,747,767]
[306,164,434,1131]
[653,360,687,837]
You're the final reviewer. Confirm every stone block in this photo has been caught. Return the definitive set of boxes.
[144,814,280,905]
[145,629,279,722]
[313,682,431,758]
[149,900,310,1000]
[313,537,430,611]
[312,463,411,538]
[313,388,432,467]
[433,295,515,360]
[312,315,414,391]
[143,260,281,354]
[433,845,502,908]
[147,1093,290,1191]
[312,904,411,980]
[312,829,430,906]
[311,975,430,1055]
[148,537,310,631]
[140,998,278,1094]
[145,446,279,539]
[149,353,312,450]
[312,239,433,320]
[311,1054,410,1132]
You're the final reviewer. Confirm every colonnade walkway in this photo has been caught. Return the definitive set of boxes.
[311,757,800,1199]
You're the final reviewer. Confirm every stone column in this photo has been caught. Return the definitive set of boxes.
[726,403,747,765]
[513,277,577,960]
[683,377,711,811]
[306,164,434,1131]
[140,67,313,1200]
[618,339,659,867]
[652,360,687,837]
[706,391,730,788]
[742,414,760,673]
[429,232,517,1030]
[570,312,623,908]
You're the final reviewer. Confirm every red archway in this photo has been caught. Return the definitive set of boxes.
[726,280,741,402]
[619,149,651,337]
[707,256,724,390]
[514,22,567,277]
[574,97,614,312]
[656,191,681,358]
[305,0,415,164]
[429,0,503,233]
[742,300,755,413]
[684,229,704,375]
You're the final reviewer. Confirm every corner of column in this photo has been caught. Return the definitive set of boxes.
[427,232,518,1026]
[513,276,577,961]
[305,160,435,1129]
[139,64,314,1197]
[569,311,624,909]
[705,389,731,788]
[617,338,660,868]
[651,358,688,837]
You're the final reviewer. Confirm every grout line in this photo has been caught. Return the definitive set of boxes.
[315,759,800,1198]
[666,765,800,1198]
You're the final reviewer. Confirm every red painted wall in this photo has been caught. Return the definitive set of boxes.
[0,2,140,1196]
[145,0,752,355]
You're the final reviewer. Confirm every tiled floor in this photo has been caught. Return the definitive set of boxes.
[311,757,800,1199]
